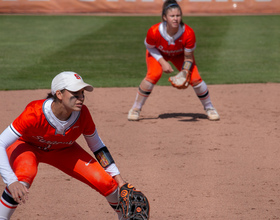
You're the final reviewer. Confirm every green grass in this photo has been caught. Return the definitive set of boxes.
[0,15,279,90]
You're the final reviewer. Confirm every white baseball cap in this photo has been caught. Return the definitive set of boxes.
[51,71,93,95]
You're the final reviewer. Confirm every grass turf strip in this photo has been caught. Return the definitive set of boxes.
[0,15,279,90]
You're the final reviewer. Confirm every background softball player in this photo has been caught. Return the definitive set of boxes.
[128,0,220,121]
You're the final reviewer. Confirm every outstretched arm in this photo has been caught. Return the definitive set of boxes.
[0,126,29,204]
[84,130,121,177]
[0,126,19,186]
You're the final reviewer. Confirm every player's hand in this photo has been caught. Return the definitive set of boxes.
[159,58,174,73]
[8,181,29,204]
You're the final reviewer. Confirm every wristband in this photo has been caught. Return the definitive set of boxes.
[94,146,115,168]
[182,61,192,71]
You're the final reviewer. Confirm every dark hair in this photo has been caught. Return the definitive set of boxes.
[45,89,65,101]
[161,0,184,26]
[46,92,56,100]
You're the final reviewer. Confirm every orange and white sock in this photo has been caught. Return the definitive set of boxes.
[193,81,213,110]
[132,80,154,110]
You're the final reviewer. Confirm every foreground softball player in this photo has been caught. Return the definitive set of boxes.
[0,71,149,220]
[128,0,220,121]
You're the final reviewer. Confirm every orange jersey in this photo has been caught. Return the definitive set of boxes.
[1,99,119,196]
[145,22,196,57]
[11,99,95,151]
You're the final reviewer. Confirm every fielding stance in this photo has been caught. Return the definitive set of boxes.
[128,0,220,121]
[0,71,149,220]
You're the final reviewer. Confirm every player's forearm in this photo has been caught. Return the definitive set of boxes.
[84,130,105,153]
[113,174,126,187]
[0,126,19,186]
[182,51,194,71]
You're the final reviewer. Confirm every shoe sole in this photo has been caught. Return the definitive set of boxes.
[208,116,220,121]
[128,118,140,121]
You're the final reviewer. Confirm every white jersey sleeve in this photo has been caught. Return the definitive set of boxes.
[84,130,120,177]
[144,38,163,61]
[0,126,20,186]
[84,129,105,153]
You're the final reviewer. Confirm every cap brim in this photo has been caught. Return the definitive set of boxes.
[65,82,94,92]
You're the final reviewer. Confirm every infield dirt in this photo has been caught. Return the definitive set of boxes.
[0,83,279,220]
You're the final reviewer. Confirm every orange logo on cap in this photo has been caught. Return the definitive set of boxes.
[74,74,81,79]
[136,207,142,212]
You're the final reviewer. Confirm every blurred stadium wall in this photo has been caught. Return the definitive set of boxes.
[0,0,279,15]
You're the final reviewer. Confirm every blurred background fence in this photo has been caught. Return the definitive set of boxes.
[0,0,279,15]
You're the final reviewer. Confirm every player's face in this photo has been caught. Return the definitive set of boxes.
[164,8,182,30]
[62,89,85,111]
